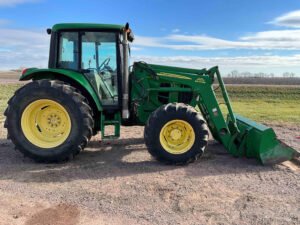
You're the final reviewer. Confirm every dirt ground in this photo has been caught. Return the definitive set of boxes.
[0,71,20,84]
[0,124,299,225]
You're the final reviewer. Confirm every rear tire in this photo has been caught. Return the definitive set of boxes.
[4,79,94,162]
[144,103,209,165]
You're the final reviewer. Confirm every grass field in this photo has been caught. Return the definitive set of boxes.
[0,83,299,124]
[216,86,300,124]
[0,84,23,122]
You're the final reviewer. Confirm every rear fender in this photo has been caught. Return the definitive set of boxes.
[20,68,103,111]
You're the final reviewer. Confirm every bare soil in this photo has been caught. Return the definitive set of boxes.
[0,124,299,225]
[0,71,20,84]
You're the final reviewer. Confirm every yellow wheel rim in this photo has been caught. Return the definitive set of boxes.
[159,120,195,154]
[21,99,71,149]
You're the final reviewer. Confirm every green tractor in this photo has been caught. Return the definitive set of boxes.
[4,23,299,164]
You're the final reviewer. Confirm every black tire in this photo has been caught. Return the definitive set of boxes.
[144,103,209,165]
[4,79,94,162]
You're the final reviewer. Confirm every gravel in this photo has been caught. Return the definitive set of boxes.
[0,125,299,225]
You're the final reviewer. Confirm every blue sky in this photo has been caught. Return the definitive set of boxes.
[1,0,300,76]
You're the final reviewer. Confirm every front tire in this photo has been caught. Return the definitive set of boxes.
[4,79,94,162]
[144,103,209,165]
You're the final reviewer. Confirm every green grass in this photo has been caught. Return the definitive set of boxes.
[0,84,299,124]
[216,86,300,124]
[0,84,23,122]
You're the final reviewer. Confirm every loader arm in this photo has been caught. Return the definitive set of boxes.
[131,62,299,164]
[195,67,298,164]
[192,66,241,157]
[197,67,299,164]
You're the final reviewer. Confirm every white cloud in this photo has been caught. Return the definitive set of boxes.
[133,12,300,51]
[134,35,163,48]
[132,55,300,75]
[0,28,49,69]
[130,46,143,51]
[240,30,300,42]
[168,34,254,50]
[2,27,300,70]
[0,19,11,25]
[0,0,39,7]
[172,28,180,33]
[270,10,300,28]
[134,28,300,50]
[239,30,300,49]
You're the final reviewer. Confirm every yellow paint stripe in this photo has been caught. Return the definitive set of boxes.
[157,72,192,80]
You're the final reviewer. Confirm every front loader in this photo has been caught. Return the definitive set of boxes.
[4,23,299,164]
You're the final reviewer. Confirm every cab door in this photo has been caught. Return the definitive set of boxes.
[81,32,120,107]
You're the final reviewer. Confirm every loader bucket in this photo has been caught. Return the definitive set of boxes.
[234,114,299,165]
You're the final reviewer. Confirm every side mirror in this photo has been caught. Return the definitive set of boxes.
[127,32,134,42]
[125,23,129,30]
[46,28,52,35]
[124,23,134,42]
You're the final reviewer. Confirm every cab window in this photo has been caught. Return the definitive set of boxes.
[57,32,79,70]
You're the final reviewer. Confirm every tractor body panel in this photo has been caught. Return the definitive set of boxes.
[130,62,213,124]
[52,23,123,32]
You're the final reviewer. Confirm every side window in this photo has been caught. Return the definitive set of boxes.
[58,32,79,70]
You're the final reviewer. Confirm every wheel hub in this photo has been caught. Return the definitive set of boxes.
[170,128,182,140]
[159,120,195,154]
[21,99,71,149]
[48,113,62,127]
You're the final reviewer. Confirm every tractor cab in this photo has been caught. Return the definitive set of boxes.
[48,23,133,109]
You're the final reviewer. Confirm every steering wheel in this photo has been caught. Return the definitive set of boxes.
[86,68,97,71]
[98,57,110,71]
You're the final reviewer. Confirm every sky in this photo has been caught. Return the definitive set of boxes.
[1,0,300,76]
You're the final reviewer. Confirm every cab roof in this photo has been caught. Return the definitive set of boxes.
[52,23,124,32]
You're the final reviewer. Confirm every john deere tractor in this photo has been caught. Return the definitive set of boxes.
[4,23,299,164]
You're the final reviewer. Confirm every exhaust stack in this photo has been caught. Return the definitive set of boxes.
[122,23,130,119]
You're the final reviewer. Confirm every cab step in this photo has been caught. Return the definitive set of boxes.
[101,112,121,140]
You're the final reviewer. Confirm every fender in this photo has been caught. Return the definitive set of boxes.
[20,68,103,111]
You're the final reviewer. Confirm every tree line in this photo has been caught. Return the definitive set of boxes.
[226,70,296,78]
